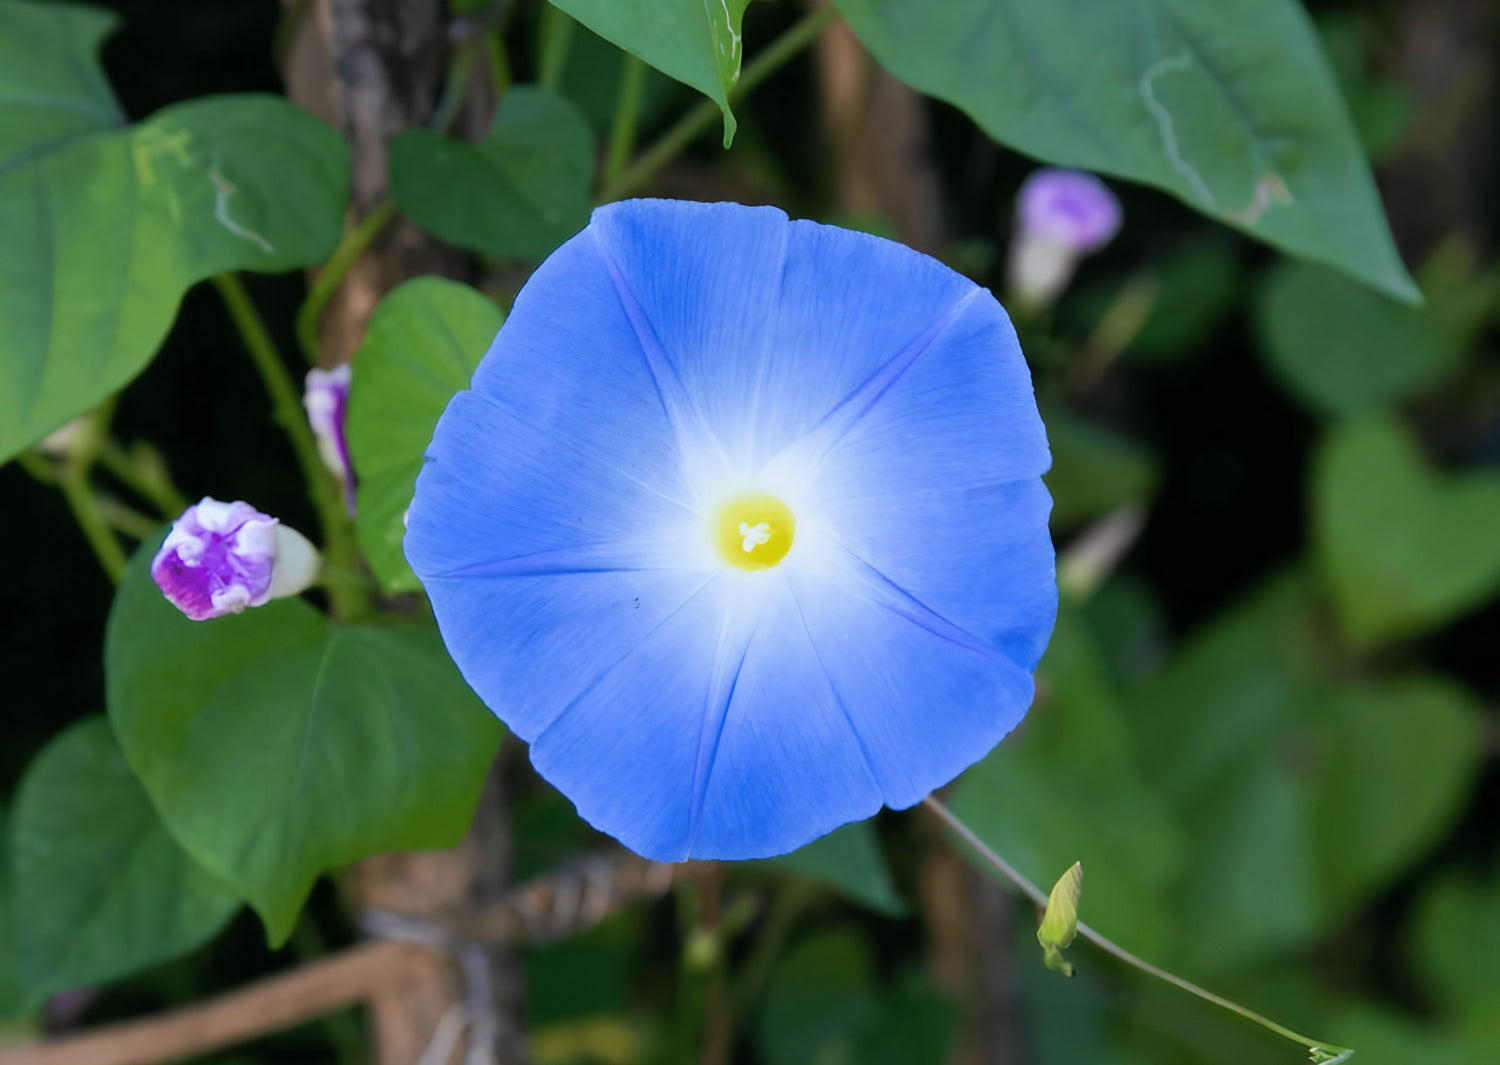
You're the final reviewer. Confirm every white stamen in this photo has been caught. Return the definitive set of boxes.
[739,521,771,552]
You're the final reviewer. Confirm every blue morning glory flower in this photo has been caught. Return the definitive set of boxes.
[405,199,1057,862]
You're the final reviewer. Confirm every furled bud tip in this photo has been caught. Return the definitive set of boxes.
[303,364,356,514]
[1008,168,1122,310]
[150,498,319,621]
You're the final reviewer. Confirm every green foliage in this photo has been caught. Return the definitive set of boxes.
[1095,232,1242,363]
[1412,872,1500,1021]
[545,0,752,146]
[555,20,677,134]
[1255,261,1460,418]
[391,86,594,262]
[951,607,1183,957]
[7,717,240,1002]
[765,821,905,917]
[347,279,505,592]
[1124,573,1485,975]
[1312,415,1500,648]
[106,545,501,945]
[0,1,349,464]
[1043,407,1158,532]
[1310,677,1481,913]
[833,0,1417,302]
[0,813,24,1022]
[756,932,955,1065]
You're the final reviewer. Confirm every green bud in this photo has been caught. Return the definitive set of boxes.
[1036,861,1083,978]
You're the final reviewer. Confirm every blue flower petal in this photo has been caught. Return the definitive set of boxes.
[406,199,1056,861]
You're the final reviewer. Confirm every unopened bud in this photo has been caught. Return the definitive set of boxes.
[151,498,319,621]
[1008,169,1122,310]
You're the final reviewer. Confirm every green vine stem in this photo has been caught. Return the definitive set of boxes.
[599,5,839,203]
[57,470,127,583]
[602,54,649,190]
[536,5,575,92]
[97,437,190,518]
[212,274,367,620]
[922,796,1354,1064]
[293,200,398,364]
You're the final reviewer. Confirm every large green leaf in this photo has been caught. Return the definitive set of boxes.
[347,279,504,593]
[766,821,905,917]
[0,1,120,162]
[834,0,1417,302]
[1255,261,1460,418]
[950,607,1184,957]
[7,717,240,1001]
[390,86,593,262]
[0,1,349,463]
[1312,415,1500,648]
[106,545,501,945]
[546,0,751,146]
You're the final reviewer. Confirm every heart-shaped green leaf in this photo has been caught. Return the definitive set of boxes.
[1256,261,1460,418]
[391,86,593,262]
[1313,416,1500,648]
[833,0,1417,303]
[106,545,501,945]
[8,717,241,1001]
[347,279,504,593]
[0,1,349,463]
[546,0,752,146]
[1312,676,1481,915]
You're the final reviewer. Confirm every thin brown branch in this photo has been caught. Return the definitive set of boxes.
[0,942,432,1065]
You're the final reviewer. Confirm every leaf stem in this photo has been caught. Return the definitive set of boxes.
[602,54,649,190]
[211,274,366,618]
[57,470,127,583]
[921,796,1353,1062]
[599,5,839,202]
[294,201,398,363]
[430,39,479,135]
[536,5,575,91]
[97,437,189,517]
[486,29,512,99]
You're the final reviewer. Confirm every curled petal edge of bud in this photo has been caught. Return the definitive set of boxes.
[150,497,321,621]
[1037,861,1083,978]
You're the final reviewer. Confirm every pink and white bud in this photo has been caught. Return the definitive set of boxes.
[1008,168,1122,310]
[150,498,319,621]
[303,364,355,514]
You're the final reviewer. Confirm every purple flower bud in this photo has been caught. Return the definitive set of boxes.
[1008,168,1122,309]
[151,498,319,621]
[304,364,356,513]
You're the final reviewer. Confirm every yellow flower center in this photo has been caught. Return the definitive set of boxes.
[714,492,795,571]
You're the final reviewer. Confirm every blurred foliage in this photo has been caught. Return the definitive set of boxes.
[2,1,1499,1064]
[391,86,595,262]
